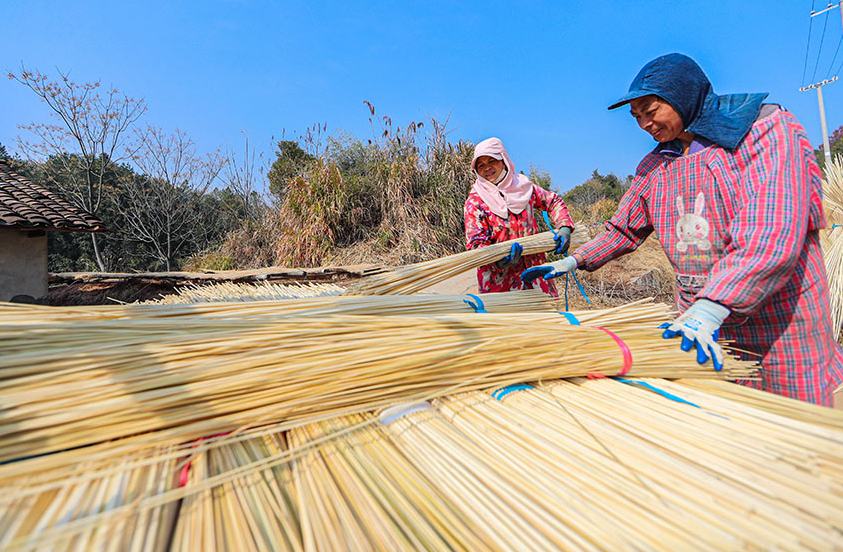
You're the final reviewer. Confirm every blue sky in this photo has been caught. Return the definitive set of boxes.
[2,0,842,192]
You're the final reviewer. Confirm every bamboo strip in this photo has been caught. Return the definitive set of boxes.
[346,229,588,295]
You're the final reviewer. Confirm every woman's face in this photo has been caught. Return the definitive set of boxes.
[475,155,506,182]
[630,95,684,143]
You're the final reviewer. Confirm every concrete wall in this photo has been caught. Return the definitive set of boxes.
[0,229,48,301]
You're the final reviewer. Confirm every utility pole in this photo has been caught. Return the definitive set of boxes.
[800,76,838,165]
[800,2,842,165]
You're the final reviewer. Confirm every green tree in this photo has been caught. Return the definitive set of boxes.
[816,125,843,169]
[267,140,316,198]
[0,142,9,160]
[563,170,627,206]
[528,167,553,190]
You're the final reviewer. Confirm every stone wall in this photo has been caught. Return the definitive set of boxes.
[0,229,48,301]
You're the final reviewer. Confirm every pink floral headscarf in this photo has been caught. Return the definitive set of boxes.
[470,137,533,219]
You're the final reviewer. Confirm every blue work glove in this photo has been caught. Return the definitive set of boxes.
[553,226,573,255]
[659,299,730,371]
[496,242,523,268]
[520,256,578,284]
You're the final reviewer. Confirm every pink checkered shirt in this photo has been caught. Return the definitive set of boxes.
[575,108,843,405]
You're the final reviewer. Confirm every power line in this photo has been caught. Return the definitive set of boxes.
[811,11,830,82]
[802,1,817,85]
[828,34,843,77]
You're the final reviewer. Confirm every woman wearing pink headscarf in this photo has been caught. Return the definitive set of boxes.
[464,137,574,296]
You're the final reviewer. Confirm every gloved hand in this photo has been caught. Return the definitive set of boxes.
[553,226,573,255]
[496,242,523,268]
[659,299,730,371]
[520,256,578,283]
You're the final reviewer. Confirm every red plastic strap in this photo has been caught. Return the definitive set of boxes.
[595,326,634,376]
[177,461,192,487]
[177,431,232,488]
[586,372,607,379]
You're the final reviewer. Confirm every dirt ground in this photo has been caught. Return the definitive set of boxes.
[423,270,479,295]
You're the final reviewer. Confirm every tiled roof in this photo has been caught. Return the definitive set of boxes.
[0,161,105,232]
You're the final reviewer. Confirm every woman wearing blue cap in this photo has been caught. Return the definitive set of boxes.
[523,53,843,406]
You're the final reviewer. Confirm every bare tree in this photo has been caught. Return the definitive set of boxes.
[120,127,225,271]
[9,67,146,270]
[223,134,266,221]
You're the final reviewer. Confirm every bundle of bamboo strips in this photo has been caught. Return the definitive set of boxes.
[0,299,672,483]
[0,310,753,460]
[346,229,587,295]
[288,416,489,551]
[0,289,561,324]
[822,156,843,340]
[423,380,843,548]
[0,443,181,551]
[7,376,843,551]
[675,378,843,430]
[171,431,301,551]
[148,281,345,304]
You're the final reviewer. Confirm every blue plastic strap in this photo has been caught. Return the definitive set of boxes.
[569,271,591,305]
[541,210,554,233]
[833,224,842,229]
[463,293,487,313]
[615,378,701,408]
[542,210,590,308]
[491,383,535,401]
[559,311,581,325]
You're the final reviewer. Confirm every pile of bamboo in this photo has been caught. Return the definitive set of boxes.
[3,377,842,550]
[347,229,588,295]
[0,301,754,460]
[0,289,562,324]
[822,156,843,340]
[147,281,345,304]
[676,378,843,431]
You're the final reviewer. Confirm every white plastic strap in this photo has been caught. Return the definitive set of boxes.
[378,401,432,425]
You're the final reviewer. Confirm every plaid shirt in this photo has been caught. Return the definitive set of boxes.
[575,108,843,405]
[465,185,574,296]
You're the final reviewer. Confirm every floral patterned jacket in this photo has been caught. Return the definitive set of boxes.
[464,184,574,296]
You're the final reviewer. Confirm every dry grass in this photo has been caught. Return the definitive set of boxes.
[213,118,475,269]
[566,231,675,308]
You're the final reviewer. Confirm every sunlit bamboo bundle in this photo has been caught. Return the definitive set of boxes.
[822,225,843,341]
[288,415,489,551]
[6,376,842,550]
[346,228,588,295]
[419,380,843,549]
[148,281,345,304]
[0,299,671,479]
[0,289,560,324]
[822,156,843,340]
[0,292,672,328]
[0,312,755,460]
[0,298,672,481]
[171,431,301,552]
[0,443,181,551]
[824,155,843,222]
[675,378,843,431]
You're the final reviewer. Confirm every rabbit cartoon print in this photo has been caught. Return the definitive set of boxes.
[675,192,712,252]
